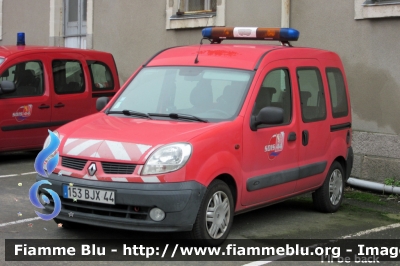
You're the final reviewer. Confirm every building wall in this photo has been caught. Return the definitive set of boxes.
[291,0,400,182]
[0,0,49,46]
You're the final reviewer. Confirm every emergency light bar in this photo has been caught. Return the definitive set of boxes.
[202,27,300,43]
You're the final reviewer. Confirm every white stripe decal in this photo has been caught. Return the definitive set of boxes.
[106,141,131,161]
[111,177,128,182]
[59,170,72,176]
[83,174,98,180]
[65,138,79,146]
[90,152,101,158]
[67,140,102,156]
[137,144,152,154]
[0,217,41,227]
[141,176,160,183]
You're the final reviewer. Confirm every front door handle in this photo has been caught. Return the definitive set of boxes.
[38,104,50,109]
[302,130,309,146]
[54,103,65,108]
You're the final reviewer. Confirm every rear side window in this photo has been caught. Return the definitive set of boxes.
[297,68,326,122]
[53,60,85,94]
[87,61,114,91]
[0,61,44,98]
[326,68,349,118]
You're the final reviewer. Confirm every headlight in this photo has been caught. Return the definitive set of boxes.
[142,143,192,175]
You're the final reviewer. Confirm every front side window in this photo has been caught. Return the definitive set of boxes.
[110,67,252,122]
[53,60,85,94]
[252,69,292,127]
[87,61,114,91]
[326,68,349,118]
[0,61,44,98]
[297,68,326,123]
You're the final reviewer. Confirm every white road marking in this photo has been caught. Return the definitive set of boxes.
[20,172,37,175]
[0,174,19,178]
[340,222,400,239]
[242,223,400,266]
[0,217,41,227]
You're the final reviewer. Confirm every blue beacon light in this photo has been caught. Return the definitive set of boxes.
[17,32,25,46]
[202,27,300,42]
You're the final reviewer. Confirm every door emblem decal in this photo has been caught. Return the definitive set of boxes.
[12,104,32,122]
[265,132,285,160]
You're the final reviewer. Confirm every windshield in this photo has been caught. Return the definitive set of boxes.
[109,67,253,122]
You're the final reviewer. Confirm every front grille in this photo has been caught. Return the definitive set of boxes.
[101,162,136,175]
[62,157,87,170]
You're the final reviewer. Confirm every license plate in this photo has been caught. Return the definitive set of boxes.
[63,185,115,205]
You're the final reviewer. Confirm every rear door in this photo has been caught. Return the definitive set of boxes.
[294,60,331,192]
[242,61,300,206]
[0,55,50,151]
[49,53,91,124]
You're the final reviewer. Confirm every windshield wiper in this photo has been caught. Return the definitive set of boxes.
[148,113,208,123]
[108,110,152,119]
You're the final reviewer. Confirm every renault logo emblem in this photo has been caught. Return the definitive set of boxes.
[88,163,97,176]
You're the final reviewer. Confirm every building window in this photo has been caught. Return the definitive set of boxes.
[64,0,87,48]
[179,0,217,13]
[355,0,400,19]
[166,0,225,30]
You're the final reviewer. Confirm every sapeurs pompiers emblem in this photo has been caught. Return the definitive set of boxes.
[29,130,62,221]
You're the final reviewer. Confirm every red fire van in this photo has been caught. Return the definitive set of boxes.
[0,33,120,152]
[37,27,353,245]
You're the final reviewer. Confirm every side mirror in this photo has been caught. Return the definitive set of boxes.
[96,96,110,111]
[250,106,284,131]
[0,80,16,95]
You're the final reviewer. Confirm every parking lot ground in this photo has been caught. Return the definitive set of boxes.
[1,152,399,265]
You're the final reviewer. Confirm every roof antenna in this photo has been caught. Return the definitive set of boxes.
[194,16,212,64]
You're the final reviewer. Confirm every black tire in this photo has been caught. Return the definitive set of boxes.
[189,179,234,246]
[312,161,345,213]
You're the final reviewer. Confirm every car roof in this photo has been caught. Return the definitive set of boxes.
[146,44,335,71]
[0,45,111,57]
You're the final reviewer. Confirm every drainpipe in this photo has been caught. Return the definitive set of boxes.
[281,0,290,28]
[347,177,400,195]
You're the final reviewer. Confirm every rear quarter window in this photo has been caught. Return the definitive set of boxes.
[87,61,114,91]
[326,68,349,118]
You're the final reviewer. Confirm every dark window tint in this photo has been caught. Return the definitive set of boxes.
[252,69,292,126]
[297,68,326,122]
[87,61,114,91]
[53,60,85,94]
[0,61,44,98]
[326,68,349,118]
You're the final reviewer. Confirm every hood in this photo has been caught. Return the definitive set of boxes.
[57,113,225,163]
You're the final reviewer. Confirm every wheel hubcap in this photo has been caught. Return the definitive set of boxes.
[206,191,230,239]
[329,169,343,205]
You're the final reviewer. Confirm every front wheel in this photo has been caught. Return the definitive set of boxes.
[312,161,344,213]
[189,179,234,246]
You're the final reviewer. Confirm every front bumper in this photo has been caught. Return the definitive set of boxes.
[36,174,206,232]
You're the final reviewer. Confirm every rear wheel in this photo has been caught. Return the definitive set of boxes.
[312,161,344,213]
[189,179,234,246]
